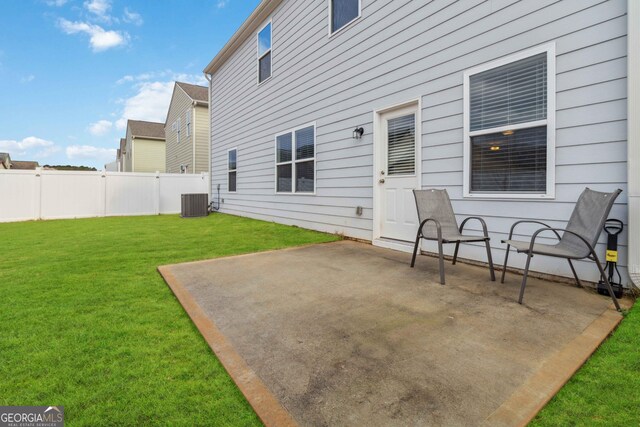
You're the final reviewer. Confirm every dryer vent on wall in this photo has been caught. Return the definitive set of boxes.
[181,193,209,218]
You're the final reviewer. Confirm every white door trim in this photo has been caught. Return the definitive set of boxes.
[372,97,422,246]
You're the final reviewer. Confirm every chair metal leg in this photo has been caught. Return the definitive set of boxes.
[518,252,533,304]
[410,232,421,268]
[567,259,583,287]
[485,239,496,281]
[437,239,445,285]
[501,244,511,284]
[592,250,621,311]
[452,242,460,265]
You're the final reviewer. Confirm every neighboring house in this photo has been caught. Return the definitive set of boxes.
[122,120,166,173]
[164,82,210,174]
[117,138,126,172]
[0,153,10,169]
[104,161,118,172]
[204,0,639,286]
[10,161,39,170]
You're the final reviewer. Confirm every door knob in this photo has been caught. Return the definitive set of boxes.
[380,171,386,175]
[379,179,385,184]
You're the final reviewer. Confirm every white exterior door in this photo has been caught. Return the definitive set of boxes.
[378,105,420,242]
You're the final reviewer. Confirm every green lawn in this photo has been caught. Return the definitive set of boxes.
[0,214,637,426]
[0,214,338,426]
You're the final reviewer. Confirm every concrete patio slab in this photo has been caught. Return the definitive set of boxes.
[158,240,623,427]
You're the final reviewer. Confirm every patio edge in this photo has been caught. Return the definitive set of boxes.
[158,265,299,427]
[482,306,624,427]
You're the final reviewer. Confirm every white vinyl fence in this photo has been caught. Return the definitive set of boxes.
[0,169,210,223]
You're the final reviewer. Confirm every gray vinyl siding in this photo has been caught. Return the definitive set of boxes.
[165,87,193,174]
[210,0,629,284]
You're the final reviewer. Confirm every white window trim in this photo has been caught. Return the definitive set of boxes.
[462,42,556,199]
[186,110,191,137]
[176,117,182,144]
[257,19,272,86]
[274,122,317,195]
[328,0,362,37]
[227,147,238,193]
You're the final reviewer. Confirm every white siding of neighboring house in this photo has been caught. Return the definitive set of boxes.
[209,0,629,284]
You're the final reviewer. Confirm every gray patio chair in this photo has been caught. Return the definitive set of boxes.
[501,188,622,311]
[410,189,495,285]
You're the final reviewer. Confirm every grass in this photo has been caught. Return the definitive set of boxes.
[0,214,338,426]
[532,305,640,426]
[0,214,638,426]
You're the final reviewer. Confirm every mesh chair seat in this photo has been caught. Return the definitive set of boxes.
[426,233,489,243]
[503,239,581,259]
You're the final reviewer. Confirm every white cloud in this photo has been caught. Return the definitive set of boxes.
[0,136,59,157]
[20,75,35,83]
[66,145,116,162]
[88,119,113,136]
[115,81,174,129]
[123,8,143,26]
[114,73,207,130]
[58,18,128,52]
[84,0,111,20]
[216,0,229,9]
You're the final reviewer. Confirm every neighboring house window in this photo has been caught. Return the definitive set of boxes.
[275,124,315,194]
[330,0,360,34]
[228,149,237,192]
[463,44,555,198]
[257,21,272,84]
[186,110,191,137]
[177,118,182,143]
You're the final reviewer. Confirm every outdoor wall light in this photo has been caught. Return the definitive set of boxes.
[353,127,365,139]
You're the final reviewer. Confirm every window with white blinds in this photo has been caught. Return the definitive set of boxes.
[464,46,555,197]
[387,113,416,176]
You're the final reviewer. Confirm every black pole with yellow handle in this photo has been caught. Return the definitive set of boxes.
[597,219,624,298]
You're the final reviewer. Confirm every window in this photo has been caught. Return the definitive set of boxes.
[463,44,555,198]
[186,110,191,137]
[330,0,360,34]
[176,118,182,143]
[276,124,315,194]
[257,22,272,84]
[228,149,237,192]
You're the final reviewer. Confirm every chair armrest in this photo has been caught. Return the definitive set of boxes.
[507,220,561,241]
[418,218,443,241]
[527,227,592,255]
[459,216,489,238]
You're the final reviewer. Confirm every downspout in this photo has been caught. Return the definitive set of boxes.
[628,0,640,289]
[205,72,213,202]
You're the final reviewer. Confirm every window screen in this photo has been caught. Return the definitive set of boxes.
[228,149,237,192]
[276,125,315,193]
[468,52,549,193]
[331,0,359,33]
[258,23,272,83]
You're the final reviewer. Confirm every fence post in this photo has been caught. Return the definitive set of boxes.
[154,171,161,215]
[100,170,107,217]
[33,168,42,220]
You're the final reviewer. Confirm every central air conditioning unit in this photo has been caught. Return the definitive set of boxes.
[181,193,209,218]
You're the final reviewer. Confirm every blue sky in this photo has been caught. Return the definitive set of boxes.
[0,0,260,168]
